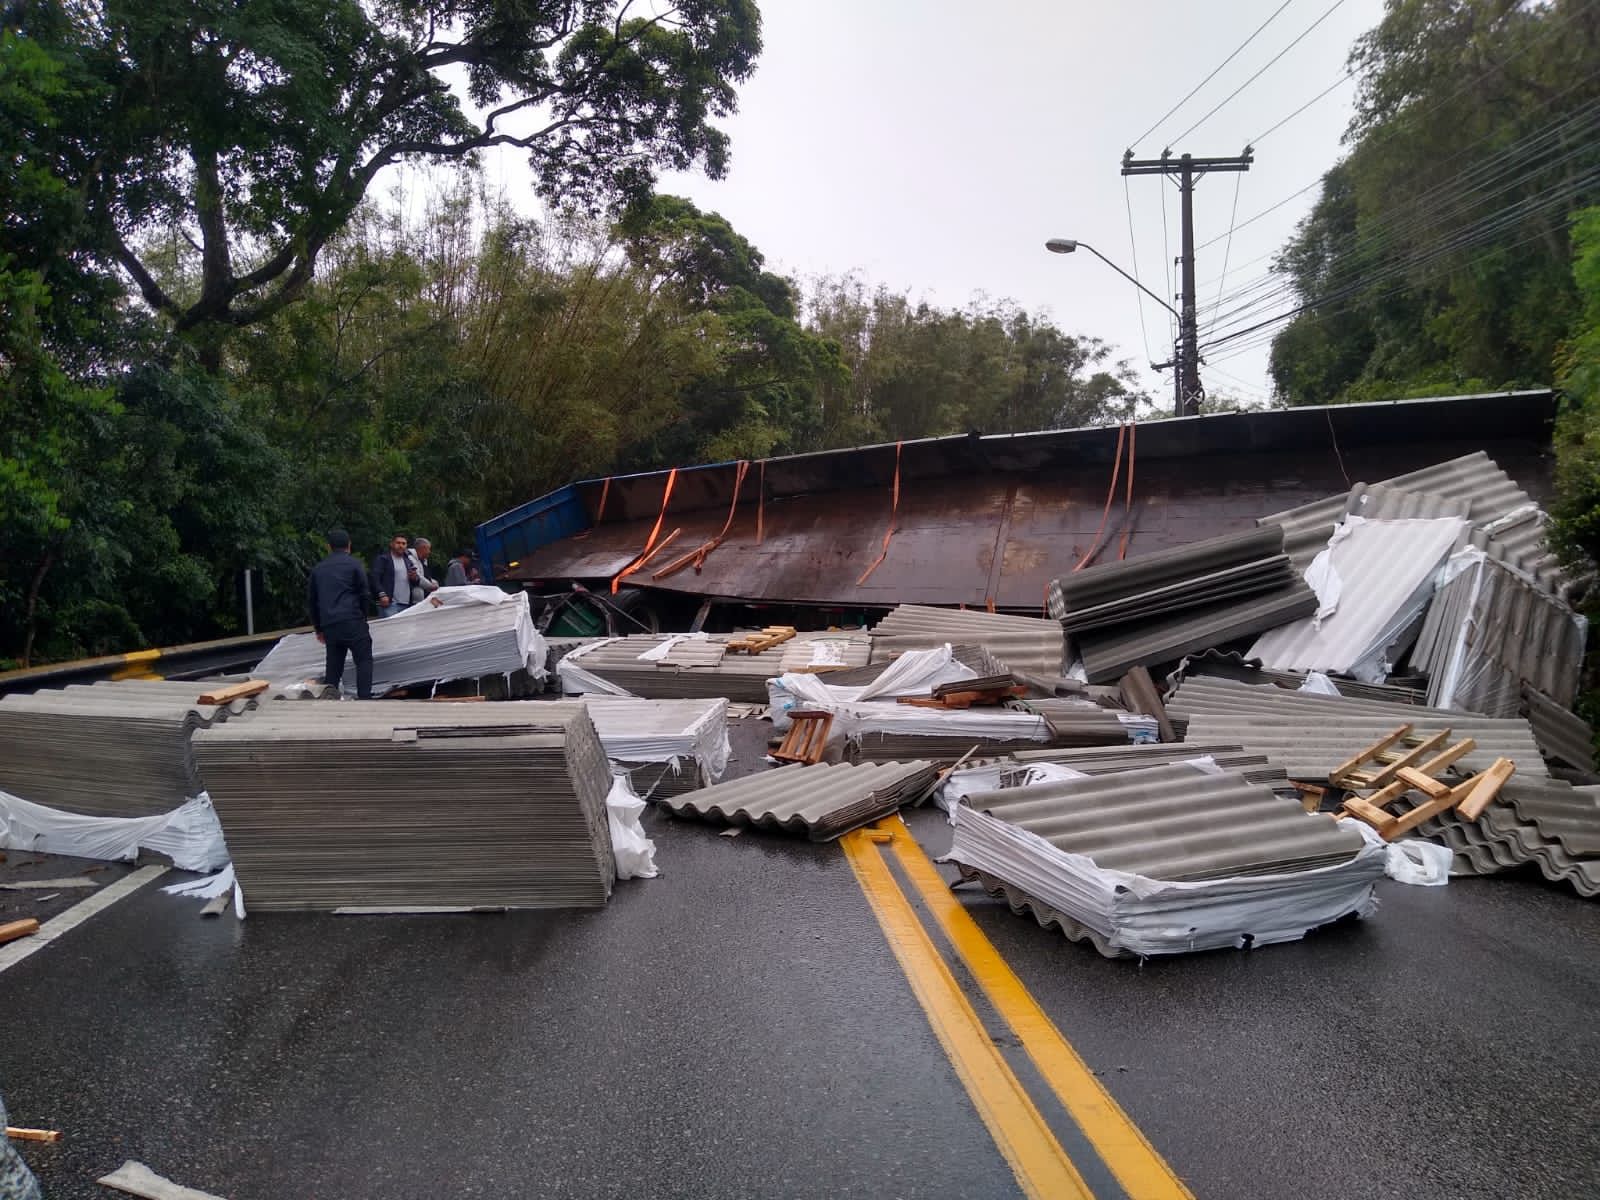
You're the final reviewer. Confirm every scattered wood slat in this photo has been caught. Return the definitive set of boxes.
[196,679,269,706]
[6,1127,61,1143]
[0,918,41,946]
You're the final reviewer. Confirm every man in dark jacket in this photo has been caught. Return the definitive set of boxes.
[371,532,418,617]
[307,528,376,698]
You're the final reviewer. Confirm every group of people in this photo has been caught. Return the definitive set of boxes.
[306,529,482,699]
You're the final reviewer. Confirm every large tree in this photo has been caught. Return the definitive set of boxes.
[11,0,759,362]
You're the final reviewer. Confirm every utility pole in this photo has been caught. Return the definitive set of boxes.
[1121,150,1252,417]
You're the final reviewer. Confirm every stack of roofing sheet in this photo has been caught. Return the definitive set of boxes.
[1049,527,1297,630]
[1411,550,1585,716]
[1398,777,1600,897]
[0,680,258,817]
[947,763,1383,957]
[1020,699,1162,744]
[1007,743,1295,796]
[1166,675,1546,782]
[844,702,1055,763]
[869,605,1065,678]
[1247,516,1467,681]
[192,702,615,911]
[1522,686,1598,780]
[1260,453,1566,597]
[254,591,547,697]
[1167,649,1427,706]
[558,632,869,700]
[582,697,731,799]
[659,760,937,840]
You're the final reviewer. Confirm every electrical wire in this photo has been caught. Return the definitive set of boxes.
[1205,171,1246,338]
[1123,175,1156,362]
[1166,0,1352,145]
[1197,104,1600,329]
[1126,0,1300,151]
[1250,70,1356,145]
[1197,2,1599,254]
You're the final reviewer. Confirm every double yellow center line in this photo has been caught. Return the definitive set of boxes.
[840,817,1193,1200]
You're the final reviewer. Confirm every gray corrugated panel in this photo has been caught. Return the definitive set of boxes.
[1247,517,1466,677]
[1050,527,1288,626]
[1059,557,1297,634]
[1400,779,1600,897]
[1166,675,1547,781]
[1075,583,1318,683]
[1346,481,1473,524]
[869,605,1065,678]
[1165,649,1428,705]
[1002,744,1295,797]
[660,640,727,667]
[0,679,257,817]
[193,702,615,911]
[1523,686,1597,775]
[558,632,869,700]
[853,733,1060,764]
[962,764,1365,881]
[1260,452,1538,569]
[659,760,937,840]
[776,634,872,673]
[255,594,544,696]
[1470,505,1567,595]
[1411,554,1584,716]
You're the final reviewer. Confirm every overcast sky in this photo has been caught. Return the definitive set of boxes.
[481,0,1390,410]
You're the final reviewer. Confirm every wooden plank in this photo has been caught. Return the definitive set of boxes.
[1384,791,1461,840]
[1394,767,1452,801]
[1369,728,1451,786]
[1330,725,1413,784]
[1418,737,1478,777]
[6,1126,61,1143]
[0,918,40,946]
[196,678,269,706]
[1456,758,1517,822]
[1341,797,1397,837]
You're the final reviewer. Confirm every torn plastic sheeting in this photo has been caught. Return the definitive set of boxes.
[163,863,236,900]
[1298,672,1342,696]
[767,644,978,731]
[635,632,708,662]
[1341,817,1452,887]
[606,774,658,880]
[0,790,229,873]
[556,638,634,696]
[389,584,515,614]
[584,697,732,781]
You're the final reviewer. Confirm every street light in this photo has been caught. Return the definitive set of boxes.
[1045,236,1185,416]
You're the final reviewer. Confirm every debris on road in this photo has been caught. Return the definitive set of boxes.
[660,760,938,841]
[0,919,40,946]
[4,1128,60,1144]
[96,1160,226,1200]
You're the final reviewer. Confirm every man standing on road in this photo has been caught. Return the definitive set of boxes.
[308,528,376,699]
[411,537,441,603]
[371,533,417,617]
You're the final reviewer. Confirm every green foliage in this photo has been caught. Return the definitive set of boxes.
[1552,206,1600,578]
[1263,0,1599,404]
[9,0,760,358]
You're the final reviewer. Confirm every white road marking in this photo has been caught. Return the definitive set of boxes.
[0,864,168,975]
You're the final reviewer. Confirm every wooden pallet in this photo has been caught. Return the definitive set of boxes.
[1330,724,1473,790]
[1336,736,1515,841]
[727,626,797,655]
[771,710,832,765]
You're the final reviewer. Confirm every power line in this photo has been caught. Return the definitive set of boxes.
[1251,70,1356,145]
[1122,175,1156,362]
[1127,0,1300,152]
[1200,114,1600,335]
[1198,102,1600,327]
[1197,1,1599,254]
[1205,171,1246,338]
[1167,0,1352,145]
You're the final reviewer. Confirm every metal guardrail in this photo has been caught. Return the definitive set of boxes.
[0,628,303,696]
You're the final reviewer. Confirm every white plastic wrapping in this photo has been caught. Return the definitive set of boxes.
[635,632,707,662]
[584,697,733,781]
[606,774,658,880]
[767,644,978,730]
[557,638,633,696]
[0,790,230,873]
[948,804,1386,956]
[1340,817,1452,887]
[1298,672,1342,696]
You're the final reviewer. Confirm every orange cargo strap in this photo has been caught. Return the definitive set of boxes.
[653,460,751,580]
[756,460,767,545]
[574,475,612,540]
[611,468,679,593]
[1073,423,1127,573]
[1117,421,1137,561]
[856,441,903,587]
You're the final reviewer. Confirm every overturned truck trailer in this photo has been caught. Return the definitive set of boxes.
[477,391,1557,627]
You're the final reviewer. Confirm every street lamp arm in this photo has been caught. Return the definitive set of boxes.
[1066,241,1179,320]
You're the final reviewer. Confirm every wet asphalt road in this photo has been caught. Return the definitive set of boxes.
[3,726,1599,1199]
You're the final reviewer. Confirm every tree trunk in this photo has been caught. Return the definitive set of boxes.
[20,546,57,668]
